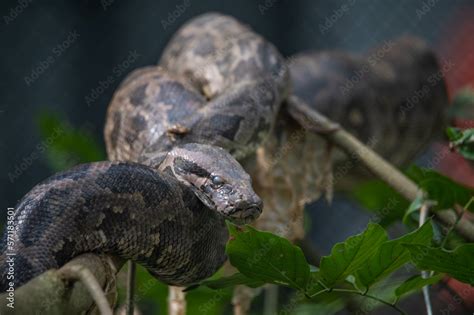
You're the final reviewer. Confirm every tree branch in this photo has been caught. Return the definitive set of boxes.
[0,254,123,315]
[59,264,114,315]
[287,96,474,242]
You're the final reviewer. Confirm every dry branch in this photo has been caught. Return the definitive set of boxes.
[287,96,474,242]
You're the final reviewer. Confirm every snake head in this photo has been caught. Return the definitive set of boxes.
[160,143,263,225]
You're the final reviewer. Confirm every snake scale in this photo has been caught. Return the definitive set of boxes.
[0,12,447,291]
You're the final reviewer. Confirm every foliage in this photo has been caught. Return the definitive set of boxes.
[394,274,444,299]
[403,244,474,285]
[352,180,409,227]
[354,166,474,228]
[197,138,474,313]
[446,127,474,161]
[354,221,433,289]
[226,223,310,290]
[199,221,472,314]
[407,166,474,212]
[196,222,438,313]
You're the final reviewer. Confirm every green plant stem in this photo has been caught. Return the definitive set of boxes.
[308,288,329,299]
[330,289,407,315]
[440,197,474,249]
[307,287,406,315]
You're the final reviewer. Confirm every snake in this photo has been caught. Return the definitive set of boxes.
[0,12,448,292]
[0,13,287,290]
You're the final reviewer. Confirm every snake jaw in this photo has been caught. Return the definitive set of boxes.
[224,203,262,225]
[221,195,263,225]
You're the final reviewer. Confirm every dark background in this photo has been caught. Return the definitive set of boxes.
[0,1,473,313]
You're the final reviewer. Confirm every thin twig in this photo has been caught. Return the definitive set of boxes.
[287,96,474,242]
[308,288,330,299]
[330,288,407,315]
[434,210,474,242]
[263,285,278,315]
[419,202,429,226]
[168,286,186,315]
[308,287,407,314]
[60,264,113,315]
[126,261,136,315]
[419,202,433,315]
[440,197,474,249]
[233,303,246,315]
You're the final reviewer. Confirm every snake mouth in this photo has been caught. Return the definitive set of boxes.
[226,204,262,225]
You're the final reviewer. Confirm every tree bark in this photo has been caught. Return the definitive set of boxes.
[0,254,123,315]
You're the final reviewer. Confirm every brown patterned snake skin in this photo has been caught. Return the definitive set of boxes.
[0,13,447,291]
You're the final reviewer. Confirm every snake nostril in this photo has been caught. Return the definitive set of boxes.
[254,197,263,210]
[233,198,263,215]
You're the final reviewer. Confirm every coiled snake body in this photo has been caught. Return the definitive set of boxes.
[0,13,286,290]
[0,13,447,290]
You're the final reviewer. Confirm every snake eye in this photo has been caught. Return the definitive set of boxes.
[211,175,225,188]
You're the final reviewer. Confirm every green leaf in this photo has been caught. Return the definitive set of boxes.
[37,111,106,171]
[446,127,474,160]
[186,283,232,315]
[394,274,444,298]
[446,127,463,141]
[403,244,474,285]
[355,221,433,289]
[318,223,387,287]
[226,223,310,290]
[198,273,264,290]
[352,180,409,227]
[407,166,474,212]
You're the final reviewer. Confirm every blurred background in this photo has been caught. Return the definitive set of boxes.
[1,0,473,314]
